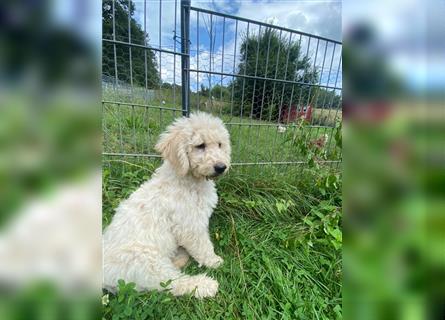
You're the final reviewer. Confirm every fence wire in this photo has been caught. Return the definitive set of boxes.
[102,0,342,167]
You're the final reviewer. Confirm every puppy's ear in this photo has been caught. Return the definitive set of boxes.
[155,124,190,176]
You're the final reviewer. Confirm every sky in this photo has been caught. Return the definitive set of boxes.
[131,0,343,91]
[50,0,343,93]
[52,0,444,93]
[343,0,444,92]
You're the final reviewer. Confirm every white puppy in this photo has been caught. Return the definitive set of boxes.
[103,112,231,298]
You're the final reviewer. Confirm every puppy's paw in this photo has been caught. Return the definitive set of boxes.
[170,275,218,298]
[193,276,219,298]
[204,255,223,268]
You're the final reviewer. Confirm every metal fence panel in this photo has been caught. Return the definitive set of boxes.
[102,0,342,167]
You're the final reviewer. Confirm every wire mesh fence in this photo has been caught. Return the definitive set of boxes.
[102,0,342,167]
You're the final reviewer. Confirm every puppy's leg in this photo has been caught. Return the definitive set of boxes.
[105,253,218,298]
[171,247,189,269]
[178,229,223,268]
[155,257,218,298]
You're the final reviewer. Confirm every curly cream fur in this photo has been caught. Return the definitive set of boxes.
[103,112,231,298]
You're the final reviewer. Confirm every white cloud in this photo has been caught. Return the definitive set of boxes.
[233,0,341,41]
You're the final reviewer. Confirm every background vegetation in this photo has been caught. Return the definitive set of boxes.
[102,0,160,88]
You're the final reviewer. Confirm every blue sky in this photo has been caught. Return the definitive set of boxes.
[52,0,342,92]
[132,0,342,91]
[53,0,444,93]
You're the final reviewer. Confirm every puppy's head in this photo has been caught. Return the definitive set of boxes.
[155,112,231,179]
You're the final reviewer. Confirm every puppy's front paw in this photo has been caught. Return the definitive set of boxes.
[204,255,223,268]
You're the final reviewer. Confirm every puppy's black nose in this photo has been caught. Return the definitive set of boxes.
[214,163,227,174]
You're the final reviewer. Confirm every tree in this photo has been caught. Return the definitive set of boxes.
[343,24,402,102]
[233,28,318,120]
[199,84,210,97]
[314,89,341,110]
[102,0,160,88]
[210,84,230,100]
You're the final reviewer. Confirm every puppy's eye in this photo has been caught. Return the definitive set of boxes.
[196,143,206,149]
[218,143,222,148]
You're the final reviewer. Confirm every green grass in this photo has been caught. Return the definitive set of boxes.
[102,87,342,319]
[103,86,341,125]
[102,162,342,319]
[102,87,341,164]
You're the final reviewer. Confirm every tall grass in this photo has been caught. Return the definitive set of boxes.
[102,159,342,319]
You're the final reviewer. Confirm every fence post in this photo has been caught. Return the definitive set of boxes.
[181,0,191,117]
